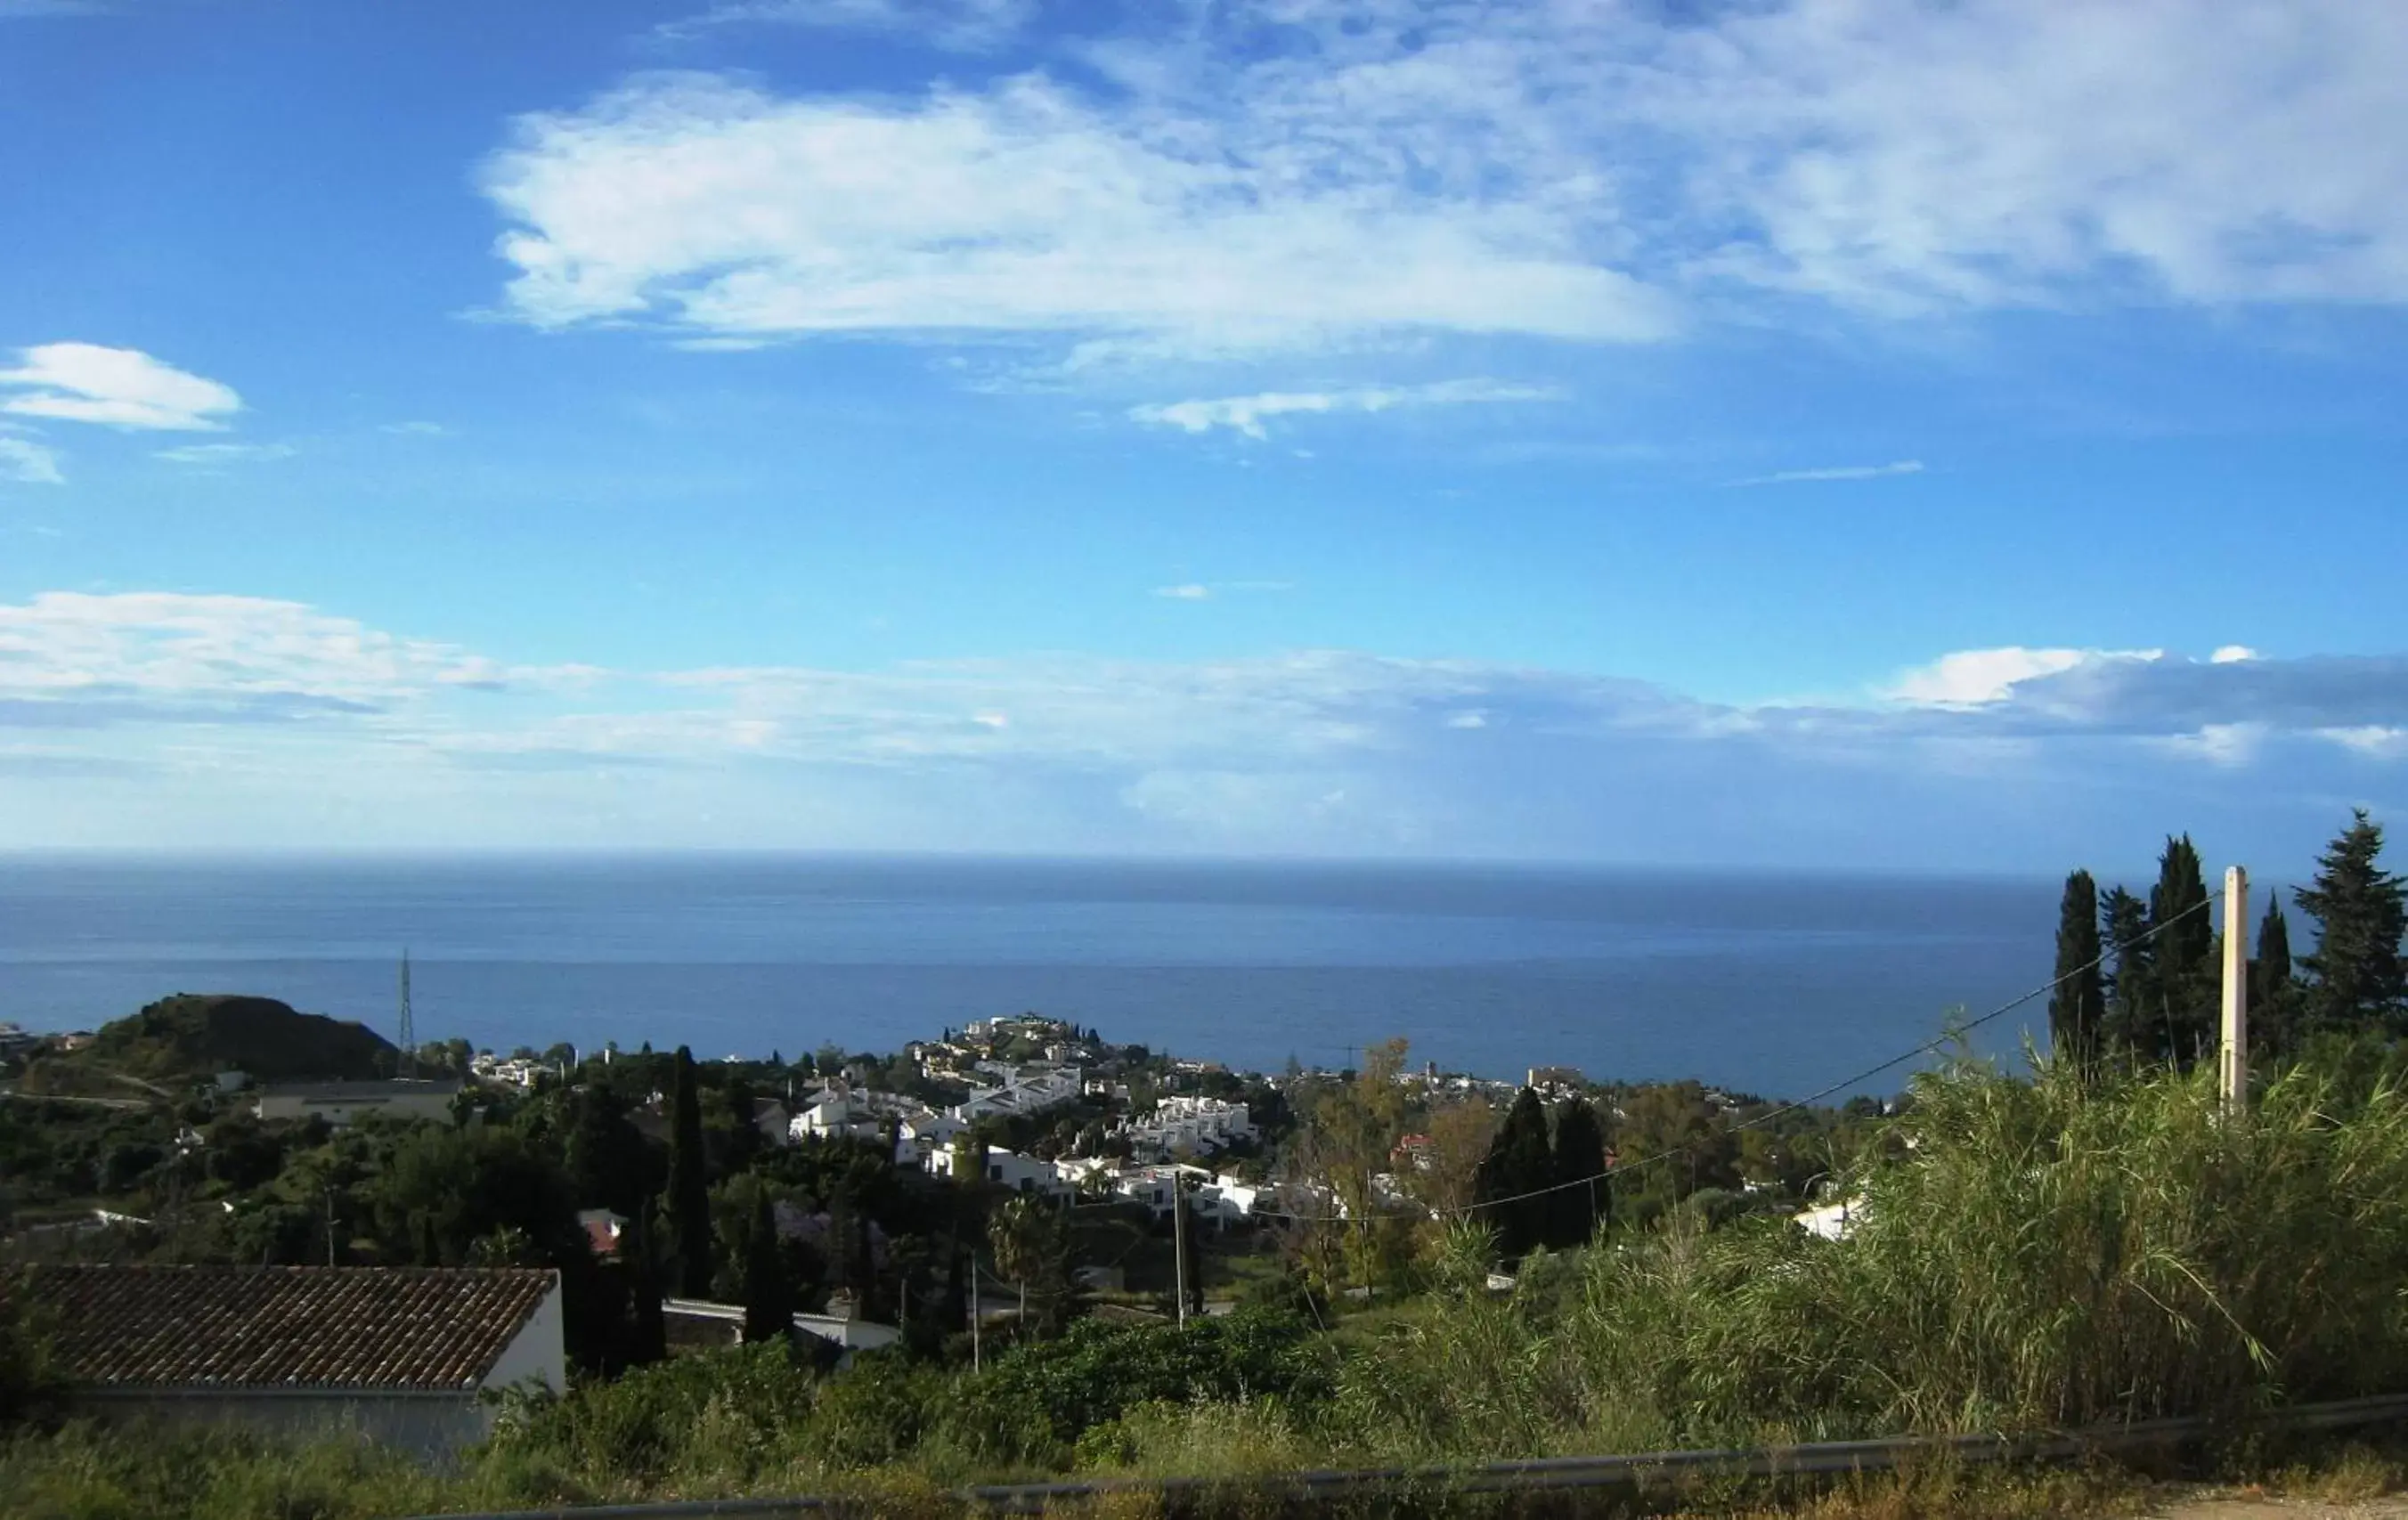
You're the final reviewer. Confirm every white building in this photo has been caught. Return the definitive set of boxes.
[1119,1096,1256,1158]
[659,1296,901,1367]
[788,1085,892,1143]
[254,1079,461,1127]
[891,1107,964,1167]
[16,1264,564,1459]
[925,1144,1070,1199]
[950,1067,1081,1123]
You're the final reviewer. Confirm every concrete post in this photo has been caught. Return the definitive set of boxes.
[2221,866,2249,1112]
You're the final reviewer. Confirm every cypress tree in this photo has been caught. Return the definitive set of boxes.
[2296,809,2408,1036]
[2150,835,2217,1069]
[741,1189,793,1345]
[1547,1097,1609,1248]
[1176,1177,1205,1318]
[2048,869,2107,1073]
[667,1045,714,1297]
[626,1201,668,1365]
[2100,885,2154,1062]
[2253,898,2297,1060]
[1474,1087,1553,1258]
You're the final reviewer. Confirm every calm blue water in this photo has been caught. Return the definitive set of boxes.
[0,856,2062,1099]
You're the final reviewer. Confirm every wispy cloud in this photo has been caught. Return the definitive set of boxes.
[658,0,1032,51]
[1151,580,1293,601]
[379,420,449,437]
[0,591,519,715]
[478,72,1676,355]
[483,2,2408,367]
[1735,460,1925,487]
[1131,381,1562,440]
[156,442,296,467]
[5,591,2407,855]
[1886,646,2159,707]
[0,344,240,431]
[0,435,63,484]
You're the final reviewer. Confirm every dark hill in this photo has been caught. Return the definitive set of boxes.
[86,995,395,1083]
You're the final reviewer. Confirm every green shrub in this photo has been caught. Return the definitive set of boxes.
[483,1340,819,1490]
[936,1310,1331,1467]
[803,1349,947,1470]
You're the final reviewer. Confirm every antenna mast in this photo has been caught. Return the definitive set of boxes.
[399,948,416,1079]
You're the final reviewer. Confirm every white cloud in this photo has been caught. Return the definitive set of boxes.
[1131,380,1561,440]
[1887,646,2158,707]
[155,442,296,466]
[481,3,2408,364]
[479,74,1675,354]
[2212,645,2260,663]
[1735,459,1924,486]
[0,435,63,484]
[2158,721,2267,768]
[0,591,512,711]
[379,420,449,437]
[0,344,241,431]
[2323,727,2408,759]
[660,0,1033,51]
[9,589,2408,855]
[1152,580,1291,601]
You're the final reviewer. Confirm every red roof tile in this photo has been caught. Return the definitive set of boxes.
[7,1265,557,1392]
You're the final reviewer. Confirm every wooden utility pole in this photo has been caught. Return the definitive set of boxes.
[2220,866,2249,1112]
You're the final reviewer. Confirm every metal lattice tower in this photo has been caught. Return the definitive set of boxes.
[398,948,415,1079]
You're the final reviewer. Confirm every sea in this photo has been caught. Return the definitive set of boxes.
[0,855,2066,1101]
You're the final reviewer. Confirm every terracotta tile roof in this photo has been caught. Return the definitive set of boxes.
[8,1265,557,1392]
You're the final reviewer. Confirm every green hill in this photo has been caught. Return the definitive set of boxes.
[83,995,396,1084]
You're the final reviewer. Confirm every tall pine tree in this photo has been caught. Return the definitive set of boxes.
[1474,1087,1554,1258]
[625,1200,668,1365]
[2296,809,2408,1036]
[2252,898,2297,1061]
[2150,834,2217,1069]
[667,1045,714,1297]
[2100,885,2154,1062]
[1547,1097,1609,1248]
[2048,869,2106,1072]
[741,1188,793,1345]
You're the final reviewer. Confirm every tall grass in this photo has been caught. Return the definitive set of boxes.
[11,1053,2408,1516]
[1370,1053,2408,1453]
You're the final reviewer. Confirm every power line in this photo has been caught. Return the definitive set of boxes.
[1245,893,2219,1225]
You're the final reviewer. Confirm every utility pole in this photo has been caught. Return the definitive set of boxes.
[969,1256,980,1372]
[398,949,416,1080]
[2220,866,2249,1112]
[1172,1171,1188,1329]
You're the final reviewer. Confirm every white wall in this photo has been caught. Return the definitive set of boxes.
[82,1392,488,1462]
[480,1279,566,1397]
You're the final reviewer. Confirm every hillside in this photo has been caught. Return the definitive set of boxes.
[79,995,396,1084]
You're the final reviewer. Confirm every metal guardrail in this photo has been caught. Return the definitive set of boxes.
[401,1391,2408,1519]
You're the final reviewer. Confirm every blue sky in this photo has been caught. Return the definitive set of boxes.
[3,0,2406,873]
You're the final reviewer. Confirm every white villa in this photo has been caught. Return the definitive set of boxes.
[1118,1096,1256,1158]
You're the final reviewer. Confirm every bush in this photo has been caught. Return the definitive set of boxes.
[483,1341,819,1492]
[936,1310,1331,1467]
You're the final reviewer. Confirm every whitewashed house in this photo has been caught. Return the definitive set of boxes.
[926,1145,1070,1199]
[11,1265,564,1458]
